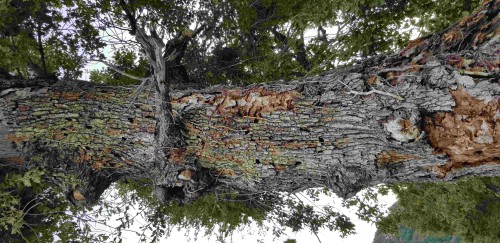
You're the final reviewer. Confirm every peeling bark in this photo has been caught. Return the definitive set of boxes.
[0,0,499,205]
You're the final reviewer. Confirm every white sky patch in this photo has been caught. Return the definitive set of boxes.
[89,186,396,243]
[81,28,137,81]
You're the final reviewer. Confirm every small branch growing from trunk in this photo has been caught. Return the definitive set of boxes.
[89,59,152,82]
[348,88,404,101]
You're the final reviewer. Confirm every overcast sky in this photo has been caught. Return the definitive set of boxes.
[87,186,396,243]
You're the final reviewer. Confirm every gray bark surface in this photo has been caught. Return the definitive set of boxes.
[0,1,498,204]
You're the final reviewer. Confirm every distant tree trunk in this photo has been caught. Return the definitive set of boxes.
[36,21,47,77]
[0,1,498,205]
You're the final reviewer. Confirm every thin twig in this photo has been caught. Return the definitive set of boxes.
[89,58,152,82]
[348,89,404,101]
[459,70,495,77]
[337,79,403,100]
[377,65,422,74]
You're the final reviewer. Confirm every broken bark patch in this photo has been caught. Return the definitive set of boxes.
[212,88,301,118]
[55,92,81,101]
[170,148,187,164]
[215,168,236,177]
[425,87,499,176]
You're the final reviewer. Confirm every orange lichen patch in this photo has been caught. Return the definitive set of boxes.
[169,148,187,164]
[406,65,423,72]
[400,38,424,57]
[386,71,402,86]
[474,32,489,44]
[143,126,156,133]
[53,132,66,140]
[322,116,336,122]
[76,147,93,163]
[442,29,462,45]
[184,122,201,135]
[467,13,487,27]
[91,161,104,170]
[459,14,472,27]
[72,190,85,201]
[5,134,31,143]
[2,157,25,165]
[281,141,317,149]
[446,54,465,68]
[425,88,499,176]
[102,147,112,154]
[211,87,301,117]
[399,119,418,135]
[59,92,81,101]
[172,93,205,104]
[82,92,98,100]
[178,169,195,180]
[18,105,30,112]
[107,129,121,136]
[81,153,92,162]
[366,75,380,85]
[274,164,287,172]
[216,168,236,177]
[376,151,418,166]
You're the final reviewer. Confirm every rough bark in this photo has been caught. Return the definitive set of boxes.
[0,0,499,205]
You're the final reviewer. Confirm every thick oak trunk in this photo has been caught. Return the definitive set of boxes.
[1,1,499,205]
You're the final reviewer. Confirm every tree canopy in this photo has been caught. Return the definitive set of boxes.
[1,0,480,84]
[0,0,498,242]
[377,177,500,242]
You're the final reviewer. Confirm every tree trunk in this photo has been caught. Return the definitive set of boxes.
[36,21,47,77]
[0,1,498,205]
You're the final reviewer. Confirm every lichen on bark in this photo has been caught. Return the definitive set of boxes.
[0,0,498,205]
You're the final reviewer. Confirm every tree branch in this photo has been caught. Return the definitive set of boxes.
[89,59,152,82]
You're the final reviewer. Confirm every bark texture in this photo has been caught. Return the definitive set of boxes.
[0,0,499,205]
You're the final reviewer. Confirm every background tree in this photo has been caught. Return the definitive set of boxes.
[88,0,482,85]
[90,48,149,85]
[377,177,500,242]
[0,0,104,80]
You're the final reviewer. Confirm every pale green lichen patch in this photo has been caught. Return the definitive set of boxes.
[335,137,352,148]
[174,90,341,178]
[7,88,156,169]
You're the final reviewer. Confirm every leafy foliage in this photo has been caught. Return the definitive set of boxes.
[0,0,103,79]
[90,48,149,85]
[270,188,356,238]
[88,0,479,85]
[0,168,92,242]
[112,180,268,242]
[377,177,500,243]
[109,182,359,242]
